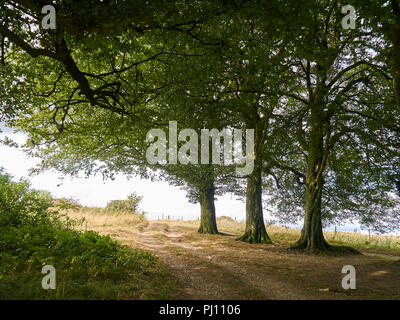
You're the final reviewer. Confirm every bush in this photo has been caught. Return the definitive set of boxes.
[0,169,56,228]
[53,197,82,210]
[106,192,143,213]
[0,169,174,299]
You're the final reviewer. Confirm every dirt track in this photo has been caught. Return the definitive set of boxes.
[109,221,400,300]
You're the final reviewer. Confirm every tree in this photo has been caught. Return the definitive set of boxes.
[266,0,400,251]
[171,1,298,243]
[141,94,244,235]
[390,0,400,110]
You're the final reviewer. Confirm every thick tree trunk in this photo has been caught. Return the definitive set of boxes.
[392,0,400,110]
[292,107,330,251]
[238,165,272,244]
[198,185,218,234]
[293,172,330,251]
[392,24,400,109]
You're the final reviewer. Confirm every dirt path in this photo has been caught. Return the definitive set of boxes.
[133,223,311,299]
[93,221,400,299]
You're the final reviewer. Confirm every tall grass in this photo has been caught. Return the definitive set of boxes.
[63,207,148,230]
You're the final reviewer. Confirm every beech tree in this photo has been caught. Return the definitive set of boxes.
[171,1,300,243]
[263,1,400,251]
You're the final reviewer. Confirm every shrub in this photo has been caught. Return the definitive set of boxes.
[0,169,173,299]
[53,197,82,210]
[106,192,143,213]
[0,169,57,228]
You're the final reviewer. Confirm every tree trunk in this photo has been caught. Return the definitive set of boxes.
[392,0,400,111]
[292,106,330,251]
[237,118,271,244]
[198,184,218,234]
[238,165,272,244]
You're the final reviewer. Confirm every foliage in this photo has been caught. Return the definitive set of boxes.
[106,192,143,213]
[53,197,82,211]
[0,168,56,227]
[0,169,175,299]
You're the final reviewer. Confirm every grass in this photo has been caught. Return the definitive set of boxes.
[63,206,149,231]
[59,210,400,300]
[0,206,176,300]
[83,210,397,252]
[60,209,400,300]
[325,230,400,251]
[1,264,177,300]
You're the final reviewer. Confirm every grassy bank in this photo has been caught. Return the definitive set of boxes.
[0,171,177,299]
[0,210,176,299]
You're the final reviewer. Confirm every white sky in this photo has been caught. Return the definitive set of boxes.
[0,124,247,221]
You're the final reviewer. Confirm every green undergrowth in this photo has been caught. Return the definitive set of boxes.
[0,169,177,299]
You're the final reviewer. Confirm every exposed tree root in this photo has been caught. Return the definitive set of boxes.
[198,226,219,235]
[237,230,272,244]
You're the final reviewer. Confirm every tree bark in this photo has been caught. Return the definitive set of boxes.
[292,105,330,251]
[238,164,272,244]
[392,0,400,111]
[237,118,271,244]
[198,184,218,234]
